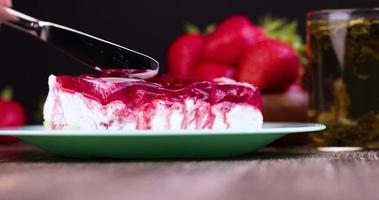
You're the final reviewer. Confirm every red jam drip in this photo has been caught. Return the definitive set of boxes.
[55,75,262,110]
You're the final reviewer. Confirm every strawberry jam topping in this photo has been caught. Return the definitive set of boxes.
[54,75,262,110]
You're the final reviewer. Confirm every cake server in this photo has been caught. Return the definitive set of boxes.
[3,8,159,78]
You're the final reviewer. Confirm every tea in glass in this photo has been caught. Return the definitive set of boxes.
[307,9,379,148]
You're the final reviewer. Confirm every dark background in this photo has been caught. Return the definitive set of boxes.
[0,0,377,123]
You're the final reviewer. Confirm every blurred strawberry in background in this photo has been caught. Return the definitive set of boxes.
[237,39,301,92]
[166,15,308,122]
[0,87,26,143]
[201,16,265,65]
[167,24,204,79]
[192,62,235,81]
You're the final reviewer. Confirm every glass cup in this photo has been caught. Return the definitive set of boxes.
[307,8,379,148]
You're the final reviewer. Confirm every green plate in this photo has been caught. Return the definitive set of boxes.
[0,122,325,159]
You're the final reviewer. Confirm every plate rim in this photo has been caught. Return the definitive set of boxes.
[0,122,325,136]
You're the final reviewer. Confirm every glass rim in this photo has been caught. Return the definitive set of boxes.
[308,7,379,19]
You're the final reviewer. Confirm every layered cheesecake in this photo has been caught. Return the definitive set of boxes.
[43,75,263,130]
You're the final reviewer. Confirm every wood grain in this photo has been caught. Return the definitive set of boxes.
[0,143,378,200]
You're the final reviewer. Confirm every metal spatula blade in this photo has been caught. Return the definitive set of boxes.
[3,8,159,78]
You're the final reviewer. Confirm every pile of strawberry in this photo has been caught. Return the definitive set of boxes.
[167,16,305,92]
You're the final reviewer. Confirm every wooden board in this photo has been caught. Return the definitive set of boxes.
[0,143,378,200]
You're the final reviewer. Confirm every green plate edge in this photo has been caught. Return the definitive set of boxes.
[0,122,325,159]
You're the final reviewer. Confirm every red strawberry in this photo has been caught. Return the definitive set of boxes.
[0,87,26,143]
[167,34,203,79]
[237,39,301,92]
[201,16,265,65]
[0,99,26,127]
[192,62,235,81]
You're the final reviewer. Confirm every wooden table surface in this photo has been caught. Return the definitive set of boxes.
[0,143,378,200]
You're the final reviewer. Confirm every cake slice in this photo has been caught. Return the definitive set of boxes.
[43,75,263,130]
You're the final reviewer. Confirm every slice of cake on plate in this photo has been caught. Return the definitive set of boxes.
[43,75,262,130]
